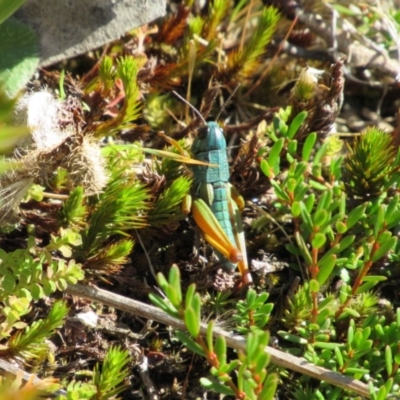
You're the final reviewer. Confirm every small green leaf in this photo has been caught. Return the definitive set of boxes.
[295,231,312,265]
[184,307,200,338]
[376,386,388,400]
[317,190,333,213]
[255,352,269,374]
[345,367,369,374]
[309,279,320,292]
[185,283,196,309]
[312,164,322,178]
[293,181,308,201]
[314,333,330,342]
[300,202,314,230]
[311,232,326,249]
[294,161,308,178]
[337,235,355,252]
[1,273,16,292]
[31,283,44,300]
[377,231,393,244]
[361,275,386,282]
[314,342,344,350]
[343,308,361,318]
[215,336,227,367]
[175,330,205,357]
[288,139,297,155]
[346,203,367,229]
[317,254,336,285]
[259,373,279,400]
[286,178,297,193]
[42,279,56,295]
[287,111,307,139]
[335,221,347,234]
[313,140,330,165]
[246,288,257,305]
[304,193,315,213]
[271,179,290,201]
[260,159,273,178]
[335,346,344,368]
[168,265,182,306]
[374,205,385,239]
[355,280,382,294]
[285,243,301,255]
[200,378,235,396]
[267,138,284,171]
[148,293,180,319]
[278,331,308,344]
[291,201,301,217]
[156,272,169,292]
[372,237,397,262]
[165,285,181,309]
[219,360,240,375]
[385,345,393,376]
[302,132,317,161]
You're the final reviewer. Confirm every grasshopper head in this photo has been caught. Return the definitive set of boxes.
[192,121,227,154]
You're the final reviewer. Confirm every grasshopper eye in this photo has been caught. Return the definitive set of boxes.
[198,126,209,139]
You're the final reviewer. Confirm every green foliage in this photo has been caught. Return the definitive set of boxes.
[57,346,130,400]
[0,1,39,97]
[147,175,192,227]
[0,246,83,303]
[0,228,82,372]
[58,186,87,226]
[7,300,68,361]
[0,87,28,173]
[87,56,142,137]
[150,265,278,399]
[343,127,400,199]
[225,6,280,81]
[255,109,400,396]
[233,288,274,334]
[82,168,149,255]
[1,1,400,398]
[60,381,97,400]
[0,0,26,25]
[92,346,130,399]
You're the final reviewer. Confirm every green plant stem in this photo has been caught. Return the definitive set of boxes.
[195,335,245,399]
[310,247,319,326]
[335,237,380,318]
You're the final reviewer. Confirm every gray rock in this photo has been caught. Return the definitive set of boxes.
[14,0,166,67]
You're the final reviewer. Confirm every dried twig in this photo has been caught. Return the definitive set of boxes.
[0,358,67,397]
[66,283,371,398]
[137,356,159,400]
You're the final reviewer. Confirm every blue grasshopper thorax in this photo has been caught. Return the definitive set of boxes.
[191,121,230,184]
[191,122,227,155]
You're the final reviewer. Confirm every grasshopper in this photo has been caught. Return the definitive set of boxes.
[173,91,252,285]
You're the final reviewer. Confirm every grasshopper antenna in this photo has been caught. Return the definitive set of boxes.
[172,91,207,126]
[216,84,241,121]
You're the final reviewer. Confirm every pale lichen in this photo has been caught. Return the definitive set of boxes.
[0,91,109,223]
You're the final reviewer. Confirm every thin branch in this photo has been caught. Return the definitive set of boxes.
[66,283,371,398]
[0,358,67,397]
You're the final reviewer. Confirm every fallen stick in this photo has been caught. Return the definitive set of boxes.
[66,283,371,398]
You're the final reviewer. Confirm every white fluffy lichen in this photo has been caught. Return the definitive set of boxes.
[0,90,109,223]
[14,90,71,151]
[62,136,109,196]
